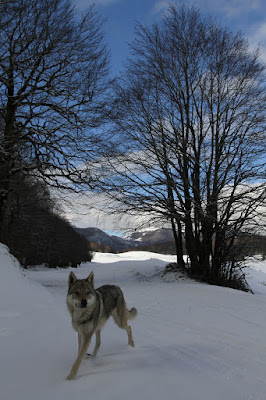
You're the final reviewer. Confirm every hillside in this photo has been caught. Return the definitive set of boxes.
[75,227,138,252]
[129,227,174,243]
[75,227,176,253]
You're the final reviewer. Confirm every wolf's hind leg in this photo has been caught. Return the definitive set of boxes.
[92,330,101,358]
[78,333,81,353]
[125,323,134,347]
[79,333,92,359]
[112,308,135,347]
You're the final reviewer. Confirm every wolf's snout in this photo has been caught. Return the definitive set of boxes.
[80,299,87,308]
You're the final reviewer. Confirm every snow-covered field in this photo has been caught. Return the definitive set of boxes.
[1,244,266,400]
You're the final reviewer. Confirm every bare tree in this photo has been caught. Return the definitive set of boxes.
[0,0,110,243]
[102,4,266,288]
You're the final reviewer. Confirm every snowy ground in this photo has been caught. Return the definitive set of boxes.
[1,244,266,400]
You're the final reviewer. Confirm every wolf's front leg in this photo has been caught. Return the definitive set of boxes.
[66,334,92,380]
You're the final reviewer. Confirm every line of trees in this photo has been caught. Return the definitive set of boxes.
[7,175,92,267]
[0,0,110,244]
[1,1,265,287]
[0,0,110,265]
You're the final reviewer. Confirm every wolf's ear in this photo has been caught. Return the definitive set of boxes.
[68,271,77,288]
[86,271,94,288]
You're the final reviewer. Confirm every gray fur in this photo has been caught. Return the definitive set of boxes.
[66,271,137,380]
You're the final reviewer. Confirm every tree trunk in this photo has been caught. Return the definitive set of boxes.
[0,188,15,244]
[185,217,200,276]
[170,218,185,268]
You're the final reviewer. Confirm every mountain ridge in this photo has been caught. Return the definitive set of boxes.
[75,227,175,253]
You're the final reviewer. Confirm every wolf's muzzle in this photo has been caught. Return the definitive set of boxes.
[80,299,87,308]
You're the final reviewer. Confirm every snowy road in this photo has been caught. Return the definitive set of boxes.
[1,247,266,400]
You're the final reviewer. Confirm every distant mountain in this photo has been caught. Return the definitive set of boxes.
[75,227,175,253]
[76,227,266,258]
[75,227,138,253]
[129,228,174,244]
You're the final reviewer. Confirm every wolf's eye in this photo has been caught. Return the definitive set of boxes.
[86,292,92,298]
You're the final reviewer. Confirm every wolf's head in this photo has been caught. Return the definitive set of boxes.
[67,271,96,309]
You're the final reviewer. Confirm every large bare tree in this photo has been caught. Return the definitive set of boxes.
[0,0,110,243]
[102,4,266,288]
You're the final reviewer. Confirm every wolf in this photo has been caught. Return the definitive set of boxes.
[66,271,137,380]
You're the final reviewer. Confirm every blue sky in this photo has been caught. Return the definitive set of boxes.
[74,0,266,74]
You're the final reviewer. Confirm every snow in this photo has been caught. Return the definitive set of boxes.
[1,244,266,400]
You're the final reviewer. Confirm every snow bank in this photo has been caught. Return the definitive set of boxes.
[0,244,51,310]
[245,255,266,295]
[93,250,176,263]
[0,244,75,400]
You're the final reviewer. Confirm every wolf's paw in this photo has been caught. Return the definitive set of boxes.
[66,371,76,380]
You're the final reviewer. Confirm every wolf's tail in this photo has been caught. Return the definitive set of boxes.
[128,307,137,320]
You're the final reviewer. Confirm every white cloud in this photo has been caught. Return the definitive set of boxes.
[221,0,262,18]
[247,21,266,62]
[61,191,150,234]
[252,21,266,43]
[75,0,121,9]
[151,0,170,15]
[94,0,121,5]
